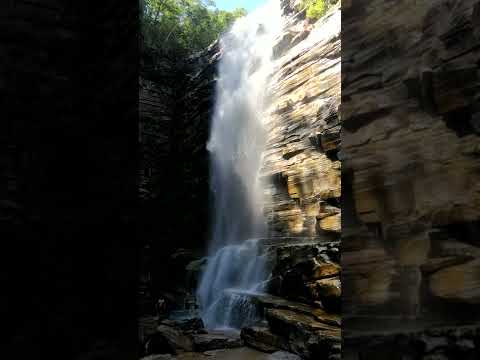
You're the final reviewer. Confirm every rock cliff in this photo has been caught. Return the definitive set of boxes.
[262,0,341,239]
[342,0,480,357]
[138,1,341,359]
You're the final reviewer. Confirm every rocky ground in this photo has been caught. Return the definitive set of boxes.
[142,348,302,360]
[138,238,341,359]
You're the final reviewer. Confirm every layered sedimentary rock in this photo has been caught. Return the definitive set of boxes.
[139,2,341,359]
[261,0,341,239]
[138,44,216,317]
[342,0,480,356]
[264,240,341,311]
[251,1,341,358]
[139,49,176,200]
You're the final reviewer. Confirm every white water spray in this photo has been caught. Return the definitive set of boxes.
[197,0,284,329]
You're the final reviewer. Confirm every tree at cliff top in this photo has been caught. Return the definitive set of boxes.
[298,0,338,21]
[141,0,247,55]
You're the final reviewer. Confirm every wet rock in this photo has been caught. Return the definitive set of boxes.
[154,324,195,353]
[247,291,341,326]
[160,317,204,333]
[265,275,283,295]
[265,308,341,359]
[241,326,284,353]
[267,242,341,306]
[274,244,321,275]
[193,331,244,352]
[307,277,341,312]
[273,26,311,59]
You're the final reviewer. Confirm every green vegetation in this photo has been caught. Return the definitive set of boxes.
[298,0,337,21]
[141,0,247,55]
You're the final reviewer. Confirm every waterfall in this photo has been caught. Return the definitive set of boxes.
[197,0,283,330]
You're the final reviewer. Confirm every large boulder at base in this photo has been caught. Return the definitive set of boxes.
[150,324,195,354]
[266,308,341,359]
[241,326,285,353]
[193,331,244,352]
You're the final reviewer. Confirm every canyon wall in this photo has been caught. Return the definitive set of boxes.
[262,0,341,240]
[342,0,480,357]
[138,43,219,319]
[138,1,342,359]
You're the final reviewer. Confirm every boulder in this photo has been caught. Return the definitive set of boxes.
[186,257,208,290]
[241,326,284,353]
[153,324,195,353]
[160,317,204,333]
[307,277,341,312]
[265,308,341,359]
[193,331,244,352]
[248,291,341,326]
[311,260,341,279]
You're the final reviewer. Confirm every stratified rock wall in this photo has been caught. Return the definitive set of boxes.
[139,50,175,200]
[138,44,217,251]
[137,44,219,318]
[139,3,342,358]
[342,0,480,332]
[262,2,341,239]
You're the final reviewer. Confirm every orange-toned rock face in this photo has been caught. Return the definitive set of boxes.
[261,5,341,239]
[342,0,480,323]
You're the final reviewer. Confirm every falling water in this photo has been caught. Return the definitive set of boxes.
[197,0,283,329]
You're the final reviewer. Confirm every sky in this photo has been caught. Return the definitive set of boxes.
[215,0,266,12]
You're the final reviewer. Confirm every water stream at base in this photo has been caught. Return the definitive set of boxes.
[197,0,284,330]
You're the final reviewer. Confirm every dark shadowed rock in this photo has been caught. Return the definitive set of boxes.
[160,317,205,333]
[266,308,341,359]
[154,324,195,353]
[241,326,284,353]
[193,331,244,352]
[306,277,341,312]
[228,290,341,326]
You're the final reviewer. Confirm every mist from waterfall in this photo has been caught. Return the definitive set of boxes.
[197,0,283,330]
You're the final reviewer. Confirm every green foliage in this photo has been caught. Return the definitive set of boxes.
[141,0,247,55]
[298,0,332,21]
